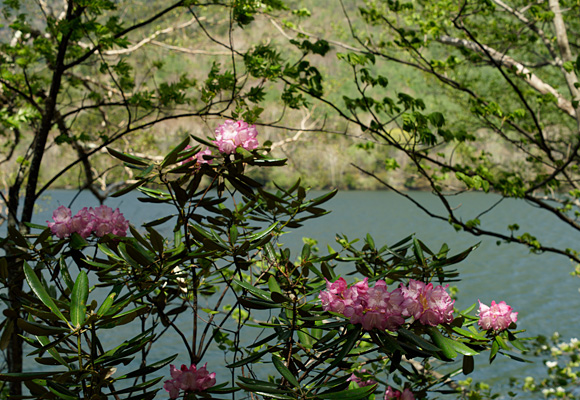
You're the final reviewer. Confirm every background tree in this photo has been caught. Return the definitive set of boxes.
[268,0,580,265]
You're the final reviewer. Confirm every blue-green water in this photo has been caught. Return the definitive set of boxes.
[11,189,580,397]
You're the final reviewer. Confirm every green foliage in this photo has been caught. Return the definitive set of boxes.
[0,132,529,399]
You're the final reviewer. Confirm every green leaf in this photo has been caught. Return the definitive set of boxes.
[23,263,70,327]
[507,331,527,352]
[318,384,377,399]
[249,222,279,243]
[399,327,441,353]
[70,271,88,329]
[226,349,269,368]
[35,334,70,368]
[69,233,88,250]
[161,136,190,168]
[433,330,479,356]
[46,380,80,400]
[107,147,149,166]
[0,371,64,382]
[233,279,271,300]
[451,326,486,340]
[490,339,499,363]
[272,355,300,388]
[495,334,510,350]
[17,319,68,336]
[111,179,147,197]
[462,355,474,375]
[412,237,425,266]
[97,285,122,317]
[268,276,282,294]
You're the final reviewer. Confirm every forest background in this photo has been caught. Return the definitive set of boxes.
[2,0,580,398]
[0,0,500,193]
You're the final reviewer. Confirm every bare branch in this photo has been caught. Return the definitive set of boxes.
[148,40,231,56]
[438,35,577,118]
[102,17,201,55]
[548,0,580,129]
[492,0,559,62]
[269,107,317,152]
[266,15,365,53]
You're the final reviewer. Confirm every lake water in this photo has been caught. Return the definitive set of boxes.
[10,189,580,397]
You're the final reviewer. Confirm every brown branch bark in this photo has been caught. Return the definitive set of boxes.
[437,35,577,118]
[548,0,580,131]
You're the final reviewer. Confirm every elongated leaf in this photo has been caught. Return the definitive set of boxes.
[227,349,269,368]
[97,285,123,317]
[327,329,360,371]
[17,319,68,336]
[0,319,14,351]
[428,327,478,357]
[121,354,178,379]
[308,189,338,207]
[272,355,300,388]
[161,136,190,168]
[236,385,294,399]
[249,222,279,243]
[70,271,88,329]
[318,383,377,399]
[59,258,74,292]
[462,355,474,375]
[399,328,440,353]
[0,371,63,382]
[268,276,282,294]
[251,333,278,348]
[238,376,287,391]
[490,339,499,363]
[35,334,70,368]
[110,377,163,395]
[111,179,147,197]
[233,279,271,300]
[412,237,425,266]
[427,327,456,359]
[107,147,149,166]
[451,326,486,340]
[495,334,510,350]
[507,333,527,352]
[499,351,532,363]
[23,263,69,326]
[46,380,80,400]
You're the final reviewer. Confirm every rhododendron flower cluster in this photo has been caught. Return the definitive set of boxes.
[181,146,213,168]
[477,300,518,331]
[47,205,129,239]
[384,386,415,400]
[213,120,259,154]
[319,278,454,331]
[347,369,377,387]
[163,363,216,399]
[399,280,455,326]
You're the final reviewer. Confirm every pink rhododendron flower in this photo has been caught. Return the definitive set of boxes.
[384,387,415,400]
[164,363,216,399]
[90,205,129,237]
[319,278,406,331]
[163,378,180,399]
[399,279,454,326]
[181,146,213,168]
[477,300,518,331]
[213,120,259,154]
[347,369,376,387]
[47,206,73,238]
[70,207,94,238]
[48,205,129,238]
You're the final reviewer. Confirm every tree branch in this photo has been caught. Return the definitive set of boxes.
[437,35,576,119]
